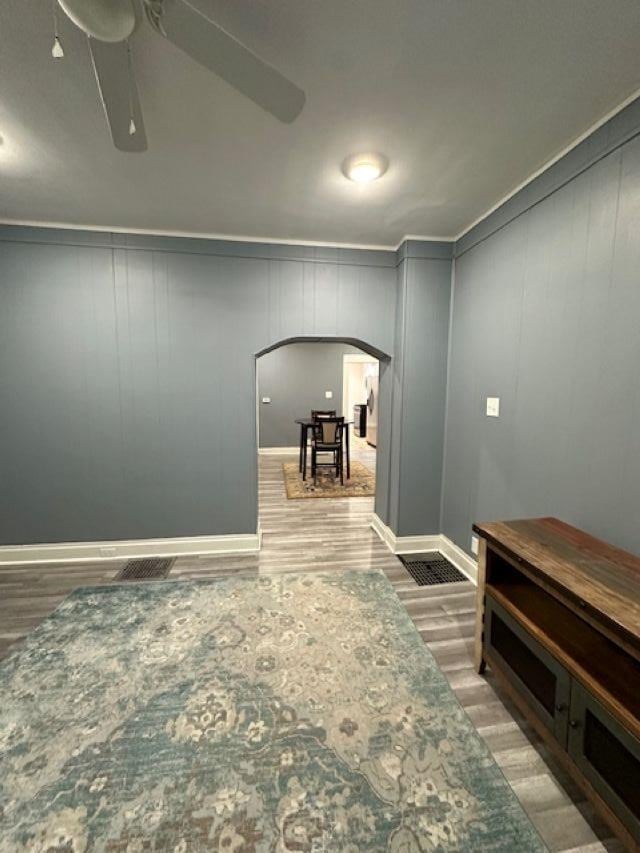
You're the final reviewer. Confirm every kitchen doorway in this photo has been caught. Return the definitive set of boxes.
[342,353,380,449]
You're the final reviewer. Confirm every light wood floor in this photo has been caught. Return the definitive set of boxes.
[0,443,623,852]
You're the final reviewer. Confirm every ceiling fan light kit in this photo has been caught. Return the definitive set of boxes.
[342,153,389,183]
[57,0,136,42]
[51,0,306,152]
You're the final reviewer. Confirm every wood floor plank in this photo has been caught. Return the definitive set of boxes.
[0,443,615,851]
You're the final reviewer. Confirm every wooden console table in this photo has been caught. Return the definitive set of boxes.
[473,517,640,851]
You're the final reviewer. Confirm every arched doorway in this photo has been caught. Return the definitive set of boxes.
[255,336,391,361]
[253,336,392,539]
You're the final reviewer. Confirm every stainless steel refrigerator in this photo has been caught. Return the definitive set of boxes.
[365,372,378,447]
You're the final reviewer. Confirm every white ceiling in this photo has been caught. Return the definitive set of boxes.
[1,0,640,247]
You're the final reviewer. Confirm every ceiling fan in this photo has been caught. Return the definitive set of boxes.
[53,0,306,152]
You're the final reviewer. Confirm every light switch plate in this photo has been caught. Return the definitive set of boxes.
[325,390,333,399]
[486,397,500,417]
[471,534,479,556]
[261,397,271,404]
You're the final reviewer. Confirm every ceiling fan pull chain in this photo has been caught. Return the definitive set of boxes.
[126,40,136,136]
[51,0,64,58]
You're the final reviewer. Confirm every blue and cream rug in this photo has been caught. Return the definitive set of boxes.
[0,571,545,851]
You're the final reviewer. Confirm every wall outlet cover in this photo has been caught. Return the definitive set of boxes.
[325,390,333,399]
[486,397,500,417]
[471,534,479,556]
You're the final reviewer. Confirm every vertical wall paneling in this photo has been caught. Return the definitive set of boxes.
[0,227,451,545]
[443,104,640,557]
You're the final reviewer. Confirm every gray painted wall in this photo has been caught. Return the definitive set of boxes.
[389,255,452,536]
[0,229,399,544]
[443,100,640,557]
[6,91,638,558]
[257,342,360,447]
[0,226,452,545]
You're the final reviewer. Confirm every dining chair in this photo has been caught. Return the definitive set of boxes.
[308,411,336,461]
[311,416,344,485]
[300,411,336,479]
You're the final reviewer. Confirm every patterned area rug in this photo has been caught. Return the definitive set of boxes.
[283,460,375,498]
[0,572,545,852]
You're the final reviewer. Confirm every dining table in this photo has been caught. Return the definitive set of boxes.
[294,417,352,481]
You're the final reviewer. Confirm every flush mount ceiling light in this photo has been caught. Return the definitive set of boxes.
[342,152,389,183]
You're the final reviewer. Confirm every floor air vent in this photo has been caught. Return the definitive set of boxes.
[398,552,467,586]
[115,558,174,581]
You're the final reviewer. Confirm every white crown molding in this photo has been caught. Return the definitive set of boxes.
[0,219,400,252]
[0,219,453,253]
[371,514,477,584]
[3,89,638,254]
[0,528,262,566]
[401,233,455,244]
[258,446,299,455]
[453,85,640,242]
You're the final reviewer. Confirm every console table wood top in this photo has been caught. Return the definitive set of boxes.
[473,516,640,659]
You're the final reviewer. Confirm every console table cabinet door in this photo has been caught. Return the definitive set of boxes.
[568,681,640,843]
[485,596,570,745]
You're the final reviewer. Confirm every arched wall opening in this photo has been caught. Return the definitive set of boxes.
[0,224,453,560]
[255,336,391,362]
[253,336,393,528]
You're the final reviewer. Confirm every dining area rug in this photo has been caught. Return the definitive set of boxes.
[283,460,375,498]
[0,571,545,851]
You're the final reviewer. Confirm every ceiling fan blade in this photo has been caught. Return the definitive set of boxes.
[146,0,305,123]
[88,39,148,152]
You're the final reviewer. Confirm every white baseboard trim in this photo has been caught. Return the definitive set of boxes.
[258,446,299,456]
[370,514,440,555]
[370,513,397,552]
[0,527,262,567]
[370,514,477,584]
[438,535,478,584]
